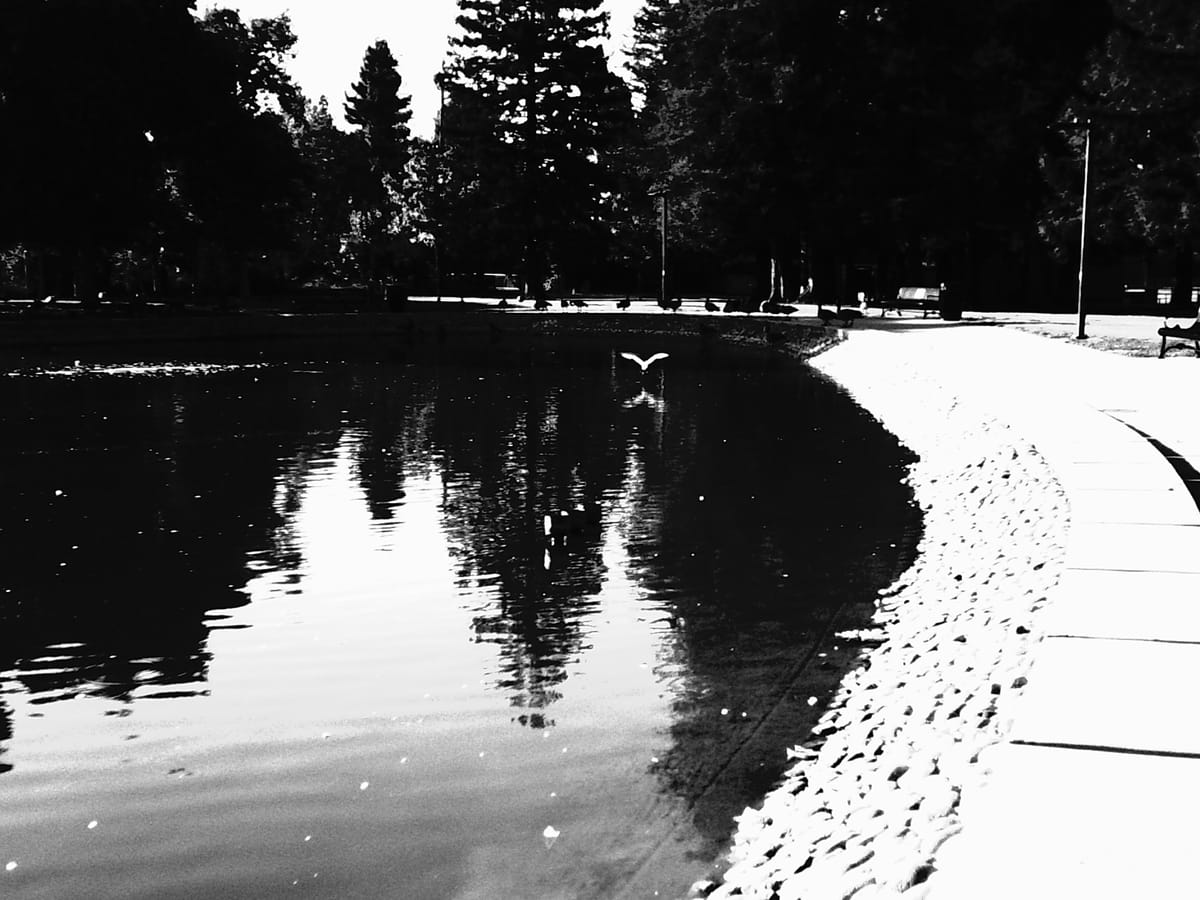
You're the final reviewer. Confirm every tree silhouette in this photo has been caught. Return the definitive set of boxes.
[443,0,634,296]
[1041,0,1200,301]
[291,97,361,284]
[344,40,415,293]
[649,0,1109,306]
[0,0,201,297]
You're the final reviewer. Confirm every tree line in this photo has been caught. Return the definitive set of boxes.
[0,0,1197,308]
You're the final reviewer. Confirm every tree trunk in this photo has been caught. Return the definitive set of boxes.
[1172,240,1193,307]
[1144,250,1158,309]
[73,243,99,302]
[767,240,782,303]
[811,247,835,310]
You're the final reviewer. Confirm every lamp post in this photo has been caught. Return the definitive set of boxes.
[435,63,446,303]
[1076,119,1092,340]
[649,187,668,307]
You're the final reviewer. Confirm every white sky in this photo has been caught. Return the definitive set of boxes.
[213,1,643,136]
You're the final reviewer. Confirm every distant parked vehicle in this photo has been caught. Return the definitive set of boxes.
[447,272,521,299]
[483,273,521,297]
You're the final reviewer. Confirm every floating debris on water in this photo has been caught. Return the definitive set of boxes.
[11,362,268,379]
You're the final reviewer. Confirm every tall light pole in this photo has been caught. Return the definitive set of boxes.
[1076,119,1092,340]
[435,63,446,303]
[649,187,667,307]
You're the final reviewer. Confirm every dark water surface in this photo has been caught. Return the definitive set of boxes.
[0,347,919,900]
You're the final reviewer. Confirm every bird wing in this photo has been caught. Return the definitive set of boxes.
[620,351,670,371]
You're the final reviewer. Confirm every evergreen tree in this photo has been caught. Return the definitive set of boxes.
[615,0,701,298]
[344,40,415,291]
[652,0,1108,307]
[444,0,634,296]
[345,41,414,180]
[628,0,687,105]
[1041,0,1200,302]
[432,80,523,293]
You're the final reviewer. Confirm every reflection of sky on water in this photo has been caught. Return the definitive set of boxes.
[0,352,919,899]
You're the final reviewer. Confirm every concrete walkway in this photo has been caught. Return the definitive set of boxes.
[834,325,1200,898]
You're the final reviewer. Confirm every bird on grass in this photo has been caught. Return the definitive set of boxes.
[620,351,670,372]
[667,296,683,312]
[704,299,719,312]
[816,305,863,326]
[570,297,588,309]
[617,296,631,310]
[534,296,550,310]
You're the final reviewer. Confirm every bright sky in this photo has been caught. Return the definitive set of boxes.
[213,1,643,136]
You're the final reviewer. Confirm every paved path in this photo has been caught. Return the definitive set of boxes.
[833,325,1200,898]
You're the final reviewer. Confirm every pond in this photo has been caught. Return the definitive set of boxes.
[0,342,920,900]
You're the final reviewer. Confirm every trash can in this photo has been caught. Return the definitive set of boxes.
[938,287,961,321]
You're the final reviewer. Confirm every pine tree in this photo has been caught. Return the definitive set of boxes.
[345,41,413,181]
[443,0,633,296]
[344,40,415,291]
[628,0,687,104]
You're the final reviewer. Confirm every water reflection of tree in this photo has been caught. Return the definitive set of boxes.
[0,367,342,735]
[0,700,12,774]
[429,362,630,727]
[617,362,922,849]
[344,364,438,524]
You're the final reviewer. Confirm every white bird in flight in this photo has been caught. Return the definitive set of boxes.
[620,351,670,372]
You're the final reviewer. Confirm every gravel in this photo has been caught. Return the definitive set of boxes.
[691,333,1070,900]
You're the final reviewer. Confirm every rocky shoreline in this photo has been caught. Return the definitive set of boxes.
[693,332,1070,900]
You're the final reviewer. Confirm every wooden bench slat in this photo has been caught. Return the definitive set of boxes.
[881,286,941,318]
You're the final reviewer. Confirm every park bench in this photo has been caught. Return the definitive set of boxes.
[1158,313,1200,358]
[879,286,940,317]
